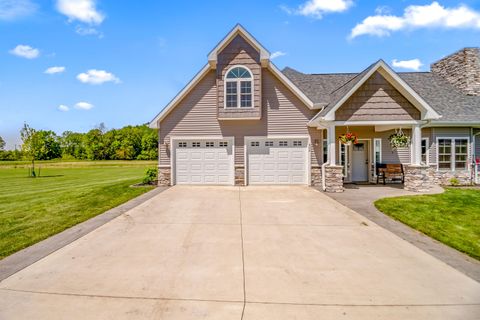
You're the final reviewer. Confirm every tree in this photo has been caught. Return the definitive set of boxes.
[61,131,86,159]
[20,123,41,177]
[0,136,5,151]
[35,130,61,160]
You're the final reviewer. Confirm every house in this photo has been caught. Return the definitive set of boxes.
[149,25,480,192]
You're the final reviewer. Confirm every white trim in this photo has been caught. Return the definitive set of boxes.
[170,136,235,185]
[149,64,211,128]
[244,135,310,185]
[350,139,372,182]
[223,65,254,109]
[207,24,270,68]
[373,138,382,177]
[435,137,471,172]
[309,60,441,126]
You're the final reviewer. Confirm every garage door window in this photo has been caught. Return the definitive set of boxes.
[192,142,201,148]
[265,141,273,147]
[279,141,288,147]
[293,141,302,147]
[219,141,228,147]
[251,141,259,147]
[206,142,215,148]
[178,142,187,148]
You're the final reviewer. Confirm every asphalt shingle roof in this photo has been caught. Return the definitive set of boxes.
[282,66,480,122]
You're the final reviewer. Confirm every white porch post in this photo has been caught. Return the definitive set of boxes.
[327,125,336,165]
[411,124,422,165]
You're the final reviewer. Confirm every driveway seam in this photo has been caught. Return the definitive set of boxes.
[238,187,247,320]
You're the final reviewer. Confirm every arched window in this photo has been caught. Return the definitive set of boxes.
[225,66,253,108]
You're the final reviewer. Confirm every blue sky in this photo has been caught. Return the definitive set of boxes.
[1,0,480,149]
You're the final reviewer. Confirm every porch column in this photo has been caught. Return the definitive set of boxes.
[327,125,336,165]
[411,124,422,165]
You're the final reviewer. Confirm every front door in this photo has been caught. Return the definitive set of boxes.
[352,142,368,182]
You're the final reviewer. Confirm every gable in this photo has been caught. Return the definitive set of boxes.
[335,72,421,121]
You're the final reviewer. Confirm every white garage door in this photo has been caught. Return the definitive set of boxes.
[174,138,234,185]
[247,137,309,185]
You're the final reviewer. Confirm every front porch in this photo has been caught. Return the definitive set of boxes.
[321,122,432,193]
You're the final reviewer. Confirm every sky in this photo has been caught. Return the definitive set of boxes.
[1,0,480,149]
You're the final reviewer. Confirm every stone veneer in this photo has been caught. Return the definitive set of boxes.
[235,167,245,186]
[404,165,432,192]
[431,47,480,96]
[324,165,344,193]
[427,164,473,185]
[157,167,171,186]
[311,167,322,186]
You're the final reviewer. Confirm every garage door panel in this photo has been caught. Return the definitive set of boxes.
[248,138,308,185]
[174,139,233,185]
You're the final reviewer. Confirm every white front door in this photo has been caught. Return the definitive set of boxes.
[352,142,368,182]
[247,137,308,185]
[174,138,234,185]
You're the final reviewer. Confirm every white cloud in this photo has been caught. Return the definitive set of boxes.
[350,2,480,38]
[271,51,287,59]
[76,69,120,85]
[9,44,39,59]
[75,25,103,37]
[44,66,66,74]
[56,0,104,25]
[0,0,37,21]
[283,0,353,19]
[392,59,423,71]
[58,104,69,112]
[74,102,94,110]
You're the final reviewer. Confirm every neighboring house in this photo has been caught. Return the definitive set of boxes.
[149,25,480,192]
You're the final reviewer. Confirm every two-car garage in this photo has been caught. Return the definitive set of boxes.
[172,137,309,186]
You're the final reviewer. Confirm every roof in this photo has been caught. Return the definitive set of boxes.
[282,66,480,123]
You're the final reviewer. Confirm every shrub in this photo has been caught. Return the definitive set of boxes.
[449,177,460,186]
[142,168,157,184]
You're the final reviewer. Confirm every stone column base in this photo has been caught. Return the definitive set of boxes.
[311,167,322,186]
[404,165,432,192]
[325,165,344,193]
[158,167,171,186]
[235,167,245,186]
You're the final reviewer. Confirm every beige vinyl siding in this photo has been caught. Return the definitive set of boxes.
[430,127,472,166]
[335,126,411,164]
[159,69,321,166]
[335,72,421,121]
[474,129,480,160]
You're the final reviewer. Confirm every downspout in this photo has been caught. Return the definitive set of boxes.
[321,162,328,191]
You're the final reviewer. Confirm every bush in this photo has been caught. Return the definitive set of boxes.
[142,168,157,184]
[449,177,460,186]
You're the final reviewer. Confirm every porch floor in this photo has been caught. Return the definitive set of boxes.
[322,184,480,283]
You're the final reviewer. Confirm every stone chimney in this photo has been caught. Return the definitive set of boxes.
[431,48,480,96]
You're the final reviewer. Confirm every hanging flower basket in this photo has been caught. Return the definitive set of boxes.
[389,129,410,150]
[339,132,358,145]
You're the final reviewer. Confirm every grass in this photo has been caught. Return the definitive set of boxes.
[0,160,156,259]
[375,188,480,260]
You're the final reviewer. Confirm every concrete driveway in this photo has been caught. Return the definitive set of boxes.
[0,186,479,319]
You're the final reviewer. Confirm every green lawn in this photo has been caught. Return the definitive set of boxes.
[0,161,156,259]
[375,188,480,260]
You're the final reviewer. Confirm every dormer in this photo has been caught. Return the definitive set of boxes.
[208,25,270,120]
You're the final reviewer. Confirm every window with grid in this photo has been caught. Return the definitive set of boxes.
[192,142,201,148]
[293,141,302,147]
[250,141,259,147]
[438,139,452,170]
[421,139,428,164]
[178,142,187,148]
[219,141,228,147]
[225,66,252,108]
[455,139,468,170]
[279,141,288,147]
[265,141,273,147]
[206,142,214,148]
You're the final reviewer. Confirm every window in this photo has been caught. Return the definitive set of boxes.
[438,138,469,171]
[279,141,288,147]
[265,141,273,147]
[250,141,259,147]
[192,142,201,148]
[421,138,429,164]
[225,66,253,108]
[339,143,347,176]
[293,141,302,147]
[374,139,382,176]
[219,141,228,147]
[206,142,214,148]
[178,142,187,148]
[323,140,328,163]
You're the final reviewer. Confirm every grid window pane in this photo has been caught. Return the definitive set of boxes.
[455,139,468,170]
[240,94,252,107]
[438,139,452,170]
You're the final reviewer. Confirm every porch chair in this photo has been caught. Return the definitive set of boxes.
[376,163,404,185]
